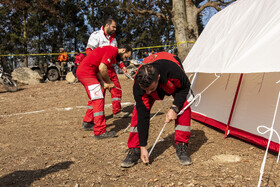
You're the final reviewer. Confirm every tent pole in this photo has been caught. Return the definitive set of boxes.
[224,73,244,138]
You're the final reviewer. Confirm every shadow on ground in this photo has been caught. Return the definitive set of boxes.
[0,161,74,187]
[0,88,25,93]
[148,129,208,164]
[108,104,166,134]
[108,104,134,133]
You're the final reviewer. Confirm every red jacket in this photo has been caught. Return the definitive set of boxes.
[133,52,191,146]
[74,53,85,67]
[77,46,118,78]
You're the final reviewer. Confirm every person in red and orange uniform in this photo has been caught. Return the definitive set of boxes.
[76,45,132,139]
[57,48,68,72]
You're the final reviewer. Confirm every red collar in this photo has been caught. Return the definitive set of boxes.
[102,26,116,42]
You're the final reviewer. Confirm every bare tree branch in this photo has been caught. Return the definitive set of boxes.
[198,1,221,13]
[197,0,235,14]
[159,0,172,17]
[127,0,170,20]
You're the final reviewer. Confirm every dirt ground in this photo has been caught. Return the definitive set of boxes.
[0,75,279,187]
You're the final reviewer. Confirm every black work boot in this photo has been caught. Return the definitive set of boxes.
[81,122,94,131]
[176,142,192,166]
[94,131,116,140]
[121,148,140,168]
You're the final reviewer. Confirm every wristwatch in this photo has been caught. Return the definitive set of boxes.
[170,105,179,114]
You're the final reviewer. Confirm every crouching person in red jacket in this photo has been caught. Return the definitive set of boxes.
[121,52,192,167]
[76,45,132,139]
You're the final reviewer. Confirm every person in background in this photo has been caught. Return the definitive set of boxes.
[121,52,192,168]
[38,50,48,78]
[143,51,148,58]
[76,45,132,138]
[84,18,129,127]
[72,51,85,78]
[86,18,117,55]
[57,48,68,72]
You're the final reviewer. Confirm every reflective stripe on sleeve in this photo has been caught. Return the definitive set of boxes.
[87,106,93,109]
[130,127,138,133]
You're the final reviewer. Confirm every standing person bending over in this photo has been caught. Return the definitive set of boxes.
[85,18,129,126]
[76,45,132,139]
[121,52,192,168]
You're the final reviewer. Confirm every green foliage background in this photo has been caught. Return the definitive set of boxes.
[0,0,175,70]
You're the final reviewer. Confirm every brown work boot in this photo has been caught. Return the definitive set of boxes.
[113,111,129,118]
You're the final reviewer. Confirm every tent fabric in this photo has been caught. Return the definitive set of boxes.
[183,0,280,73]
[192,112,280,153]
[190,73,280,152]
[182,0,280,153]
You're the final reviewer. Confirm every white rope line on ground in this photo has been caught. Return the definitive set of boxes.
[0,110,46,117]
[257,86,280,187]
[148,74,221,157]
[0,102,135,117]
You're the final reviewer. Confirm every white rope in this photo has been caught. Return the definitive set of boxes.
[148,122,168,157]
[257,88,280,187]
[148,74,221,157]
[125,73,134,80]
[123,97,172,133]
[150,97,173,121]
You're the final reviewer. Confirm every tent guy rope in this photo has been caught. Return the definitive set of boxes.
[257,81,280,187]
[148,74,221,158]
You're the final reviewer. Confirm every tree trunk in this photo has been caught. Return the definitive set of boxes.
[23,9,28,67]
[172,0,198,61]
[74,26,77,52]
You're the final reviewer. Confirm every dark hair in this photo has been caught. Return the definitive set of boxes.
[118,44,132,53]
[137,64,159,88]
[103,18,115,27]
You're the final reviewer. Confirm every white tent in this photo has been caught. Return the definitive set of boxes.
[183,0,280,153]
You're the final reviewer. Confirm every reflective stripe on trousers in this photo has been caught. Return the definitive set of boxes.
[112,98,121,101]
[175,124,191,132]
[127,99,192,148]
[94,111,104,117]
[78,76,107,136]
